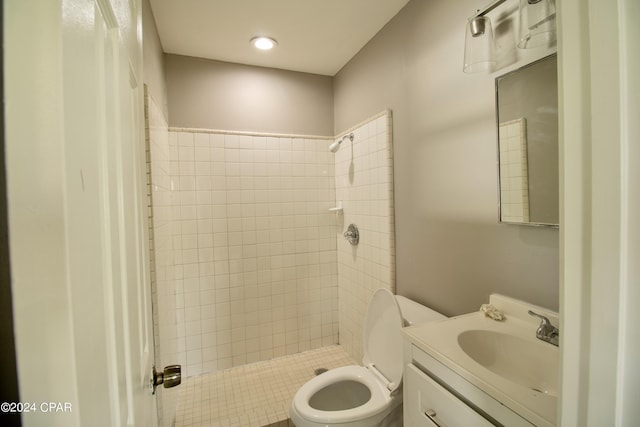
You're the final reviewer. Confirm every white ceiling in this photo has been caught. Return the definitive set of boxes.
[148,0,410,76]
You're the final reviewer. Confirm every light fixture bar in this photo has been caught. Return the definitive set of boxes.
[470,0,542,19]
[469,0,507,19]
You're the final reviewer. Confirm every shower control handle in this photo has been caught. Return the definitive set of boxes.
[344,224,359,246]
[151,365,181,394]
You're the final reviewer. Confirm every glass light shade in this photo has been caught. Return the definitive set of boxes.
[518,0,556,48]
[463,16,495,73]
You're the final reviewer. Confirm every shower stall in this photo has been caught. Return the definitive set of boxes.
[145,88,395,425]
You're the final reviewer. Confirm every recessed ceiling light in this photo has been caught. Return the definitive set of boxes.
[250,36,278,51]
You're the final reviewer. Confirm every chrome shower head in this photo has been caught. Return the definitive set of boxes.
[330,133,354,153]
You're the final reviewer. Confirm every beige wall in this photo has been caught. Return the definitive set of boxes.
[142,0,169,120]
[165,54,334,136]
[334,0,559,315]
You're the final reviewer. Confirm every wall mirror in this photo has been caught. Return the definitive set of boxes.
[496,53,558,227]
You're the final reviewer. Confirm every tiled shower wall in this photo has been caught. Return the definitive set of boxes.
[146,105,395,424]
[334,111,395,363]
[163,128,339,378]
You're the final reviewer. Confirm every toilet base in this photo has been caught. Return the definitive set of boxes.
[379,404,402,427]
[290,400,402,427]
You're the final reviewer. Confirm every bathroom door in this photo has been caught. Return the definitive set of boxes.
[6,0,156,424]
[88,0,158,424]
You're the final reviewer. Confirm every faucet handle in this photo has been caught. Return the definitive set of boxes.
[528,310,559,346]
[528,310,551,325]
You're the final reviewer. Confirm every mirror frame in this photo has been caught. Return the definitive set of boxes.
[495,53,559,228]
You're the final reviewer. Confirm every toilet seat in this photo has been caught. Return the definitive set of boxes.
[292,365,392,424]
[362,289,404,393]
[291,289,405,426]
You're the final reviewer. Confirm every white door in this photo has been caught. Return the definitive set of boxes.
[5,0,157,425]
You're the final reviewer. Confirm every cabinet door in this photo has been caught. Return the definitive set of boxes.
[405,364,494,427]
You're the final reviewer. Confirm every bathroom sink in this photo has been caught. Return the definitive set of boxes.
[457,329,558,396]
[402,294,560,427]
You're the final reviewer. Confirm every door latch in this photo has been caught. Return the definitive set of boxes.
[151,365,181,394]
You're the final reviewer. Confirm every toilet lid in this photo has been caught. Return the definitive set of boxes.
[363,289,404,393]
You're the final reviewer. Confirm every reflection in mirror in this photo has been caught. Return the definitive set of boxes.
[496,54,558,226]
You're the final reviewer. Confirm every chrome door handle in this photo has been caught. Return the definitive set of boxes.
[152,365,181,394]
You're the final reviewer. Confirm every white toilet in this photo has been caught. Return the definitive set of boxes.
[290,289,445,427]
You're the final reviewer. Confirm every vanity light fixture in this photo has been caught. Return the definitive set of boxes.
[517,0,556,48]
[463,15,495,73]
[250,36,278,51]
[463,0,556,73]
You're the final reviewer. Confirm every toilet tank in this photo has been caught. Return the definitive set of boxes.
[395,295,446,326]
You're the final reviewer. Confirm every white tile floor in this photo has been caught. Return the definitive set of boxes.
[175,345,355,427]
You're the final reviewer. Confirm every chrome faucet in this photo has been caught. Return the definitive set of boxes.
[528,310,559,346]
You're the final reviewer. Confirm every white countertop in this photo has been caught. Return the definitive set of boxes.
[402,294,558,427]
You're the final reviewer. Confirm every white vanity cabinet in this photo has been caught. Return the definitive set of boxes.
[403,341,536,427]
[404,363,493,426]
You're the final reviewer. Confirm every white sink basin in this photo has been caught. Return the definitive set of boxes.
[457,329,558,396]
[402,294,559,427]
